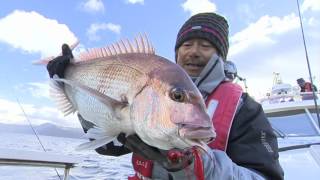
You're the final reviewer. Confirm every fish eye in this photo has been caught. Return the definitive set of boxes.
[170,88,186,102]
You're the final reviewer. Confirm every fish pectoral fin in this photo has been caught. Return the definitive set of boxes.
[54,77,128,119]
[77,127,118,151]
[84,126,110,140]
[76,136,117,151]
[50,78,76,116]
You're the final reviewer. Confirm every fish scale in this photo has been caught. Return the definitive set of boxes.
[66,61,143,101]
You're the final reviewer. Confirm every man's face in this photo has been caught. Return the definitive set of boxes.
[298,81,305,87]
[176,38,218,77]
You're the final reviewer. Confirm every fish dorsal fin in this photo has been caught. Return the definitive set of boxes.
[78,34,155,61]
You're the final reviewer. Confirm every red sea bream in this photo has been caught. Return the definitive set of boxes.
[49,36,216,150]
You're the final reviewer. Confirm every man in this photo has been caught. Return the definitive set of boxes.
[297,78,318,100]
[223,61,238,81]
[297,78,317,92]
[47,12,284,179]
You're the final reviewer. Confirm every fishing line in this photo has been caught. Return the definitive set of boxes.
[296,0,320,128]
[5,41,80,180]
[5,77,63,180]
[15,97,63,180]
[15,98,47,152]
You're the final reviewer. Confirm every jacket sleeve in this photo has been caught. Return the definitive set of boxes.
[168,93,284,180]
[168,149,265,180]
[226,93,284,179]
[77,114,131,156]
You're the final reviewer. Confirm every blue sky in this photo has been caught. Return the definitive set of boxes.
[0,0,319,127]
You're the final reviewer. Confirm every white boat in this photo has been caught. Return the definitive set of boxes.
[260,82,320,180]
[0,148,80,180]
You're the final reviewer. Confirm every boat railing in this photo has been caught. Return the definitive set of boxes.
[260,91,319,105]
[0,148,81,180]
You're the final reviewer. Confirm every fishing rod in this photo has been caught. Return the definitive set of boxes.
[296,0,320,128]
[9,41,80,179]
[236,75,248,93]
[7,83,63,180]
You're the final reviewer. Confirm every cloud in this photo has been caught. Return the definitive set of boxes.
[229,13,300,57]
[236,4,255,23]
[126,0,144,5]
[307,17,320,27]
[80,0,105,13]
[307,17,320,39]
[0,98,80,128]
[182,0,217,15]
[241,48,319,99]
[16,82,50,99]
[301,0,320,12]
[87,23,121,41]
[0,10,77,58]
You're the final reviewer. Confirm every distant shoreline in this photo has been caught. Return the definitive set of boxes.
[0,122,84,139]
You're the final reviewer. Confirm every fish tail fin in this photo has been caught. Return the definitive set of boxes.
[32,40,80,65]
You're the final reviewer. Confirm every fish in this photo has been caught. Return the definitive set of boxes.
[47,35,216,151]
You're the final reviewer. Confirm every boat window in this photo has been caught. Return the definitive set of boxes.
[268,113,320,137]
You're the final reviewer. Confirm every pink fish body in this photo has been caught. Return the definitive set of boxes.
[50,36,216,150]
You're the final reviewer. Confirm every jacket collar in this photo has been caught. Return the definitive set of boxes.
[193,54,226,99]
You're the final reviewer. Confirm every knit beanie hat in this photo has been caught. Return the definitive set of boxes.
[175,12,229,60]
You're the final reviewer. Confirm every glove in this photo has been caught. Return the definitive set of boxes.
[117,133,194,172]
[47,44,73,78]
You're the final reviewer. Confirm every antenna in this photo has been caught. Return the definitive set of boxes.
[272,72,281,86]
[296,0,320,127]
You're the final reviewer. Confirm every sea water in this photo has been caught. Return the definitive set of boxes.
[0,132,134,180]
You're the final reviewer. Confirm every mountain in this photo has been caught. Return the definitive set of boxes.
[0,123,84,138]
[35,123,85,138]
[0,123,33,134]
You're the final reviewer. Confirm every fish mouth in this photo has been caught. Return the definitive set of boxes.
[179,127,216,143]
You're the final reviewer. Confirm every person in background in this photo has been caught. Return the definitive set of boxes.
[47,12,284,180]
[297,78,318,100]
[223,61,237,81]
[297,78,317,92]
